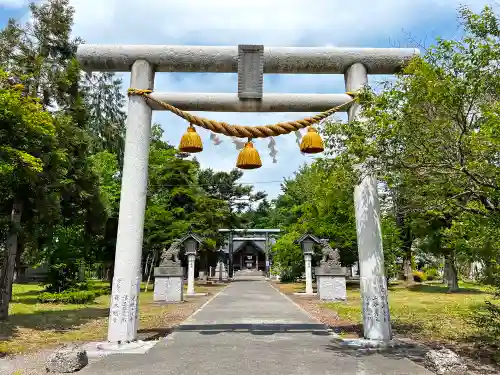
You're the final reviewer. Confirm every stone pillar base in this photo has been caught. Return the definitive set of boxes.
[198,271,208,283]
[214,261,228,281]
[315,267,347,301]
[214,271,228,280]
[154,267,184,303]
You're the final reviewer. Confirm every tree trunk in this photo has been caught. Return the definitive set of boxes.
[395,208,414,284]
[13,235,24,283]
[403,256,414,284]
[441,256,448,284]
[143,252,151,281]
[107,262,115,287]
[444,255,459,292]
[0,201,23,320]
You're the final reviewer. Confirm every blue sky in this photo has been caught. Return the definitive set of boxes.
[0,0,492,199]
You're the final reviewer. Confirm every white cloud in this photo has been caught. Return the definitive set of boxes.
[69,0,489,46]
[0,0,27,8]
[6,0,492,198]
[0,0,46,9]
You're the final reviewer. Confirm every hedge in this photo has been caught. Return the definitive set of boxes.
[37,288,109,304]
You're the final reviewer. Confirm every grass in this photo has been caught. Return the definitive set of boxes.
[276,280,497,354]
[1,280,222,355]
[274,282,317,294]
[326,281,494,345]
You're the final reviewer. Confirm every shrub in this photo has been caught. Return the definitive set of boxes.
[37,288,109,304]
[413,270,427,282]
[279,267,300,283]
[473,264,500,354]
[473,299,500,345]
[424,267,439,281]
[272,231,304,283]
[73,281,90,290]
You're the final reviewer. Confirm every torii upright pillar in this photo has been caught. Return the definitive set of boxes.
[107,60,154,344]
[346,63,392,341]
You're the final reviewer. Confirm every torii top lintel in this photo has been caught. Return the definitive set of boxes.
[218,228,280,233]
[76,44,420,75]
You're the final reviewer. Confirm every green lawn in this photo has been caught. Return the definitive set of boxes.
[327,281,494,345]
[276,279,497,358]
[1,281,222,354]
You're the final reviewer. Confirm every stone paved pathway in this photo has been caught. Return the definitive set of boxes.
[81,280,433,375]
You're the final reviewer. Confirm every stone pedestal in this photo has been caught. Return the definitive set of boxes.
[315,266,347,301]
[154,266,184,303]
[198,271,207,283]
[215,261,228,280]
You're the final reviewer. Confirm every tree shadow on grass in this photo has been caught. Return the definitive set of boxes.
[457,334,499,361]
[11,288,44,297]
[0,307,109,342]
[346,282,360,290]
[392,321,427,336]
[9,297,41,305]
[459,303,500,367]
[407,284,487,294]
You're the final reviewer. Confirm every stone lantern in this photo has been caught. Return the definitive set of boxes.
[182,232,203,296]
[294,233,321,295]
[215,246,227,282]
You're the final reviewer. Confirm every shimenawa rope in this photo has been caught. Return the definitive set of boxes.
[127,88,358,139]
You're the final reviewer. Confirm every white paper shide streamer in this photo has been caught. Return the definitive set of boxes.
[231,137,246,150]
[295,129,306,156]
[268,137,277,163]
[212,132,312,164]
[210,132,222,145]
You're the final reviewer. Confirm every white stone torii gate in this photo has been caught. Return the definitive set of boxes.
[76,44,419,346]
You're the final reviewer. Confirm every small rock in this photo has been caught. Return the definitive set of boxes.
[424,348,467,374]
[46,345,88,373]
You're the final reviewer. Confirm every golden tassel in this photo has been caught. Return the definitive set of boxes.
[300,127,324,154]
[179,124,203,153]
[236,140,262,170]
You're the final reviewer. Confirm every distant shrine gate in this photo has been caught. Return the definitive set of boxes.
[76,43,420,346]
[219,228,279,277]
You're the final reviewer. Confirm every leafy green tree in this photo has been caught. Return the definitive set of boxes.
[81,72,126,164]
[0,72,62,319]
[144,125,198,249]
[87,151,121,279]
[199,169,265,213]
[0,0,123,295]
[271,231,304,282]
[0,0,82,109]
[380,215,404,281]
[324,5,500,291]
[241,199,273,228]
[268,157,359,267]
